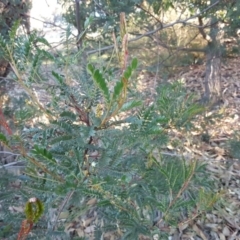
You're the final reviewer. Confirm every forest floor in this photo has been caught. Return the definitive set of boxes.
[43,55,240,239]
[1,54,240,239]
[136,56,240,240]
[62,55,240,239]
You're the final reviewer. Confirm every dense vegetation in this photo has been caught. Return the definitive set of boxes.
[0,1,240,239]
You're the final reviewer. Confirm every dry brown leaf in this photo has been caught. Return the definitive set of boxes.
[223,217,240,230]
[59,211,69,219]
[215,155,225,161]
[214,146,225,156]
[219,232,226,240]
[228,230,239,240]
[192,224,207,240]
[76,227,85,237]
[178,222,189,233]
[222,226,231,236]
[86,198,97,206]
[82,216,96,227]
[84,225,95,234]
[9,205,24,213]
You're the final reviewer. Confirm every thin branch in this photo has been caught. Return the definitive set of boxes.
[93,0,110,16]
[86,0,220,55]
[20,13,70,33]
[0,76,15,82]
[44,0,50,7]
[52,190,75,231]
[198,16,208,40]
[0,151,20,156]
[153,32,206,53]
[135,4,163,27]
[75,0,81,36]
[0,161,24,169]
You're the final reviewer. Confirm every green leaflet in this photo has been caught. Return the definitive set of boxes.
[35,37,51,48]
[49,135,74,145]
[51,121,73,133]
[123,58,138,80]
[29,51,41,82]
[113,80,124,100]
[60,111,77,121]
[131,58,138,70]
[32,145,56,164]
[123,66,132,79]
[52,71,64,85]
[93,69,110,101]
[9,20,20,41]
[39,49,55,61]
[87,63,95,74]
[0,132,8,145]
[87,64,110,103]
[0,34,7,55]
[113,58,138,103]
[120,100,142,112]
[84,15,94,29]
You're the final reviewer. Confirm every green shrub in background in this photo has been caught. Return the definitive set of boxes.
[0,21,219,240]
[228,132,240,160]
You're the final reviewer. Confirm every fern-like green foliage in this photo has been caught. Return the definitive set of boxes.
[156,81,205,129]
[228,132,240,160]
[0,27,217,240]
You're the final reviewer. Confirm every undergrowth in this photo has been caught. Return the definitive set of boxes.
[0,18,220,240]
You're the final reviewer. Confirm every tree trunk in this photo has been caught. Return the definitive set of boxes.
[203,14,223,104]
[204,46,222,103]
[0,0,31,79]
[0,0,32,162]
[75,0,82,49]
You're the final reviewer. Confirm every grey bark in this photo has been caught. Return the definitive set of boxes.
[203,5,223,103]
[75,0,82,48]
[0,0,32,163]
[0,0,32,79]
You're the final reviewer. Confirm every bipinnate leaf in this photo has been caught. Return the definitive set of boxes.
[32,145,56,163]
[50,135,73,145]
[35,37,51,48]
[39,49,54,60]
[60,111,76,121]
[120,100,142,112]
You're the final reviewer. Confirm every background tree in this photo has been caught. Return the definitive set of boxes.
[0,0,31,79]
[59,0,240,103]
[0,0,32,167]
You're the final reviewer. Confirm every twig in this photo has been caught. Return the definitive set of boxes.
[0,151,20,156]
[52,190,75,231]
[0,76,15,81]
[156,160,197,226]
[20,14,70,33]
[44,0,50,7]
[0,160,25,169]
[135,4,163,26]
